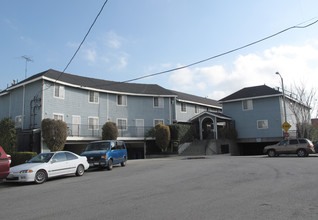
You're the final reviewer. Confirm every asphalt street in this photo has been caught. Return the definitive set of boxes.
[1,155,318,220]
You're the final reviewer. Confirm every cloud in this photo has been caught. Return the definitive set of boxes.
[3,18,18,31]
[84,49,97,62]
[72,31,129,69]
[168,42,318,101]
[104,31,123,49]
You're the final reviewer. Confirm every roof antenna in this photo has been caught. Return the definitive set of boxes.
[21,55,33,79]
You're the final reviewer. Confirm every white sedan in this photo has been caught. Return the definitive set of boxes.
[5,151,89,184]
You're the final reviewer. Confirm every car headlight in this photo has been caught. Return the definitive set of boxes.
[20,169,34,174]
[101,155,107,160]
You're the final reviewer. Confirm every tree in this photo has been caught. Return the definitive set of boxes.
[41,118,67,151]
[155,123,171,152]
[102,122,118,140]
[0,117,17,154]
[287,83,317,138]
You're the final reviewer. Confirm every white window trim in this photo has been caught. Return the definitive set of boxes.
[117,95,127,106]
[117,118,128,131]
[257,120,268,129]
[54,84,65,99]
[15,115,22,128]
[195,105,199,114]
[154,119,164,126]
[88,91,99,104]
[181,103,187,113]
[88,117,99,130]
[53,113,64,121]
[242,100,253,111]
[153,97,164,108]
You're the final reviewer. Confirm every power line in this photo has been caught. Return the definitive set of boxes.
[56,0,109,82]
[120,19,318,84]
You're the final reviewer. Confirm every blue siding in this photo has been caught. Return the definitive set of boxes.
[0,93,10,119]
[42,82,174,133]
[175,101,220,122]
[0,81,43,129]
[223,97,283,139]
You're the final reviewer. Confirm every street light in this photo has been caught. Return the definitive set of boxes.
[276,72,287,123]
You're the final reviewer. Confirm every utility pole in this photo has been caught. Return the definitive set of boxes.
[21,55,33,78]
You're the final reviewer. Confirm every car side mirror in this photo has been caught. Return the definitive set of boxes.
[51,159,57,163]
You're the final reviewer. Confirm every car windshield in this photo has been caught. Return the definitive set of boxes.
[28,153,54,163]
[85,142,110,151]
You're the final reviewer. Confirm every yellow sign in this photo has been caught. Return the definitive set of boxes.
[282,122,291,131]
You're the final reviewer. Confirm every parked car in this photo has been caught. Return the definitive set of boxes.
[0,146,10,179]
[314,141,318,153]
[81,140,128,170]
[264,138,315,157]
[5,151,89,184]
[7,154,11,165]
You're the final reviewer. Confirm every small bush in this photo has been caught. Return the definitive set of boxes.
[155,123,171,152]
[0,117,17,154]
[102,122,118,140]
[41,118,67,151]
[11,152,37,166]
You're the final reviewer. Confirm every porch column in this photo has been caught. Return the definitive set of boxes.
[199,117,203,140]
[213,116,218,140]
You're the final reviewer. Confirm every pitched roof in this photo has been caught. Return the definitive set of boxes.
[4,69,220,107]
[170,90,221,108]
[8,69,176,96]
[219,85,282,103]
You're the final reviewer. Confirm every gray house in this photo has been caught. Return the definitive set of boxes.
[219,85,310,155]
[0,69,222,157]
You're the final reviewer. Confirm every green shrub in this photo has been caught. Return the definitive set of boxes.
[169,124,194,144]
[102,122,118,140]
[11,152,37,166]
[41,118,67,151]
[0,117,17,154]
[145,127,155,138]
[155,123,171,152]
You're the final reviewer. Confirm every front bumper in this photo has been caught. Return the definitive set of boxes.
[88,160,108,168]
[5,172,35,183]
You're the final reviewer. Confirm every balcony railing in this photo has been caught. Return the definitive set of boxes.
[67,124,154,139]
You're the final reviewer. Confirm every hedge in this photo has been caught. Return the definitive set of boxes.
[10,152,38,167]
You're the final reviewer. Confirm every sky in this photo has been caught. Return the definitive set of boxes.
[1,0,318,115]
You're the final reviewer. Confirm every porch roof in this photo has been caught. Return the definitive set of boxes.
[189,111,232,122]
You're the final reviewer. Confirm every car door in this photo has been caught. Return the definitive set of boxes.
[0,147,10,178]
[288,139,299,153]
[276,140,288,153]
[48,152,68,177]
[111,142,119,164]
[65,152,79,173]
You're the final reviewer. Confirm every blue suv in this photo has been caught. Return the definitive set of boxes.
[81,140,127,170]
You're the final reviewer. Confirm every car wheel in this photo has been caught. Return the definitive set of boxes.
[297,149,307,157]
[121,157,127,167]
[75,165,85,176]
[267,149,276,157]
[35,170,47,184]
[107,159,113,171]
